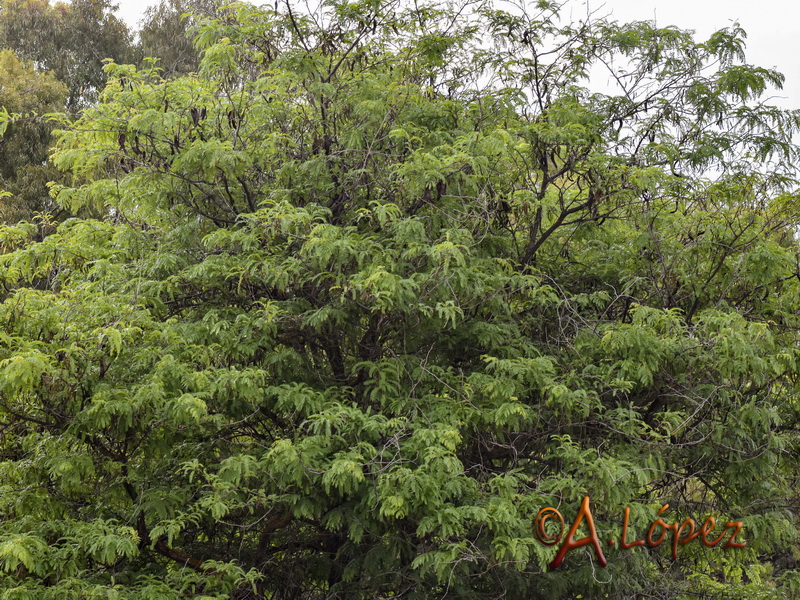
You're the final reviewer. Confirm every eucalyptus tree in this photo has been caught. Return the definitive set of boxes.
[0,49,67,223]
[136,0,221,77]
[0,0,134,110]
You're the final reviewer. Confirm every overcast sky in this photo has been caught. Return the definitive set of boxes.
[114,0,800,109]
[585,0,800,109]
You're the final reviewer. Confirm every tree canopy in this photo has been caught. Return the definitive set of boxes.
[136,0,220,78]
[0,1,799,599]
[0,0,134,110]
[0,49,67,223]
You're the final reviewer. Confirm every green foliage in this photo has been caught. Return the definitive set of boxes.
[136,0,220,78]
[0,49,67,223]
[0,0,134,110]
[0,0,799,598]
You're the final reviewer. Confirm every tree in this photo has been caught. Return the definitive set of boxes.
[0,0,799,598]
[136,0,220,77]
[0,49,67,223]
[0,0,134,110]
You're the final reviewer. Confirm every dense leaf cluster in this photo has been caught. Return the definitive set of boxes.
[0,1,799,598]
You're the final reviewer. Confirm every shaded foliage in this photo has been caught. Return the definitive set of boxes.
[0,0,134,110]
[0,49,67,223]
[136,0,221,77]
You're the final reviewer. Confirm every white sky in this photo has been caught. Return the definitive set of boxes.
[114,0,153,28]
[112,0,800,109]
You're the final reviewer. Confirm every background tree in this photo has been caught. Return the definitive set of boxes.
[136,0,220,77]
[0,1,799,598]
[0,0,134,226]
[0,0,134,110]
[0,49,67,223]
